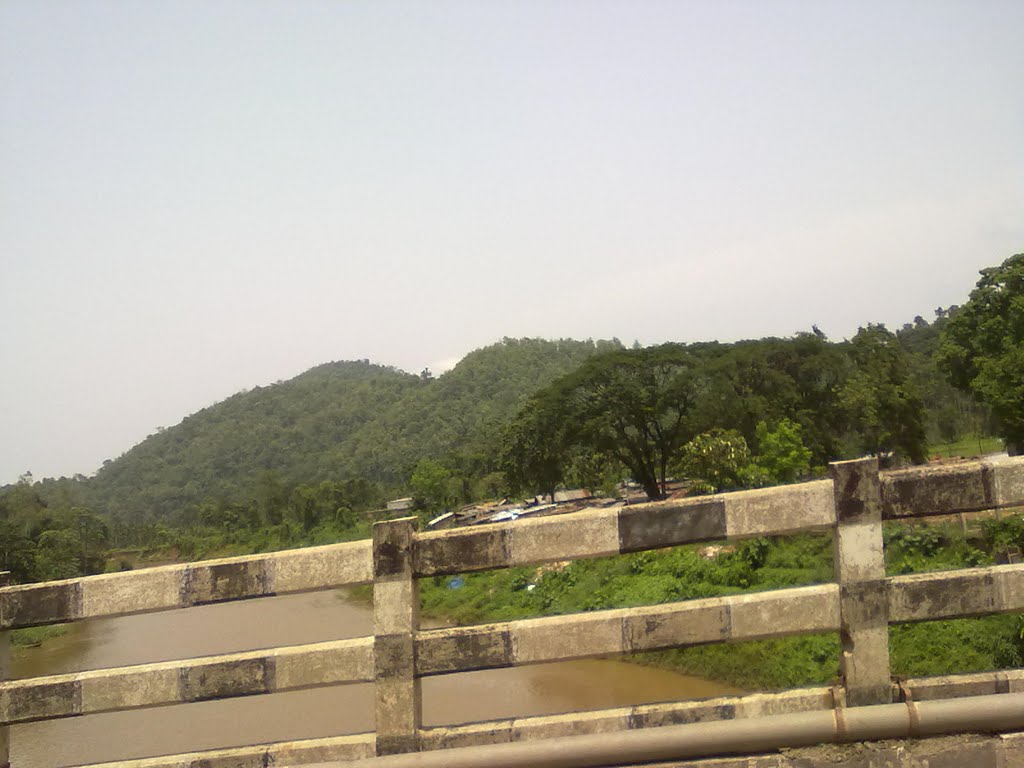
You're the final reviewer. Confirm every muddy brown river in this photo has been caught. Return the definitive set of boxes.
[10,590,738,767]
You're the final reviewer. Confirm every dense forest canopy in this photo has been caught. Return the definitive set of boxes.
[501,327,931,501]
[938,254,1024,454]
[29,338,620,521]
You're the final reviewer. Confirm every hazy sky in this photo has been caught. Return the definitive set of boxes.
[1,1,1022,484]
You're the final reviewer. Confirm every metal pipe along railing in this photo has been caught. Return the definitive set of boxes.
[360,692,1024,768]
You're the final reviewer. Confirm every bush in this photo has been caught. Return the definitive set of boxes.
[983,514,1024,552]
[750,419,812,483]
[674,429,751,492]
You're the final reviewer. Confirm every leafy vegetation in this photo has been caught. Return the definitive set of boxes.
[503,343,722,500]
[931,435,1004,459]
[669,419,815,494]
[64,339,619,524]
[939,253,1024,454]
[11,625,68,648]
[0,476,109,582]
[503,330,931,500]
[896,310,992,451]
[420,535,833,626]
[839,324,927,463]
[673,428,752,492]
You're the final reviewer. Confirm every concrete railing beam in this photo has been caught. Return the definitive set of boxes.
[0,636,373,725]
[415,585,838,676]
[0,539,372,631]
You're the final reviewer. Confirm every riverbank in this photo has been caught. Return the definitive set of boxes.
[11,625,68,648]
[9,588,738,767]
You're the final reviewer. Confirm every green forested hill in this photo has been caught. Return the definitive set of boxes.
[35,318,987,524]
[0,318,998,583]
[81,338,620,520]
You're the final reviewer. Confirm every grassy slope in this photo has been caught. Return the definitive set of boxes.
[12,625,67,647]
[931,434,1004,459]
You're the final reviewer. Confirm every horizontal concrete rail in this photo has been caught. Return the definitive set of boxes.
[888,562,1024,623]
[881,456,1024,519]
[420,687,837,752]
[415,584,839,676]
[78,732,375,768]
[0,539,372,630]
[414,481,836,577]
[0,636,373,725]
[66,673,1024,767]
[899,669,1024,702]
[68,688,841,767]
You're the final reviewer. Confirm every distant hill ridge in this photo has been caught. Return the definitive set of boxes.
[84,338,621,519]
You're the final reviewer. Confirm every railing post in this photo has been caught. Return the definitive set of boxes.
[0,571,11,768]
[372,517,421,755]
[830,457,891,706]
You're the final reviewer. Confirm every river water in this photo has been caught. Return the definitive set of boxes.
[10,590,737,767]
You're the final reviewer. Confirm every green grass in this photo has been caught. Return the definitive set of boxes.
[890,617,1022,677]
[11,625,67,647]
[634,634,841,690]
[931,434,1004,459]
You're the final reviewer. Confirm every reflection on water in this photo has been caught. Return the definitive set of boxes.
[10,590,738,767]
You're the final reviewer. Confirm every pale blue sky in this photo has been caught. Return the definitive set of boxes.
[2,0,1022,483]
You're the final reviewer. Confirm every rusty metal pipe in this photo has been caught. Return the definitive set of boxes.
[361,692,1024,768]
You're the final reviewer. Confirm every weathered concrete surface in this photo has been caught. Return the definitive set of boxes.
[0,539,373,630]
[898,669,1024,701]
[412,481,836,578]
[992,457,1024,509]
[881,455,1024,520]
[415,585,839,675]
[79,733,375,767]
[0,637,373,725]
[373,518,421,756]
[831,458,891,708]
[419,688,837,751]
[0,628,8,766]
[724,481,835,539]
[404,457,1024,579]
[883,460,995,519]
[888,563,1024,622]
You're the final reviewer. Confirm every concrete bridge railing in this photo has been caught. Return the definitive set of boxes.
[2,455,1024,767]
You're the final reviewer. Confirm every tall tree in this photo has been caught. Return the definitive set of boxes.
[839,325,928,464]
[504,344,712,500]
[701,334,849,464]
[939,254,1024,455]
[409,458,459,513]
[501,394,570,500]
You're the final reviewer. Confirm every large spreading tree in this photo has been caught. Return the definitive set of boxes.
[939,254,1024,455]
[502,332,932,501]
[503,344,715,500]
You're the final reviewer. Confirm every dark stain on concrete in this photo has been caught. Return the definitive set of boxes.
[618,498,727,553]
